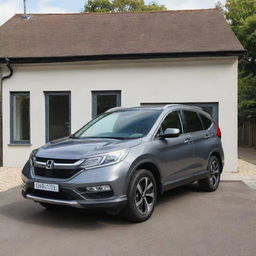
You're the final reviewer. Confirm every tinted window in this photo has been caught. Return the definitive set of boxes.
[74,109,161,139]
[183,111,203,132]
[200,114,212,130]
[161,111,183,133]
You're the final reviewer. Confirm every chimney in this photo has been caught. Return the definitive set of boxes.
[21,0,30,20]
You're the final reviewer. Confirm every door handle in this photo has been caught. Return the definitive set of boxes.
[205,134,210,139]
[184,138,192,144]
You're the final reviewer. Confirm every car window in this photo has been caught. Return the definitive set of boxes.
[183,111,203,133]
[199,114,212,130]
[73,109,161,139]
[160,111,183,133]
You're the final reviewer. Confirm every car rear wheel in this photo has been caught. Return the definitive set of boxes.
[198,156,221,192]
[121,169,157,222]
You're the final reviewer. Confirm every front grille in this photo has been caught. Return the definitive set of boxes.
[34,167,82,179]
[28,188,73,200]
[35,157,78,164]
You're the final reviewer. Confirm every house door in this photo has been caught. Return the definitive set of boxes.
[45,92,71,142]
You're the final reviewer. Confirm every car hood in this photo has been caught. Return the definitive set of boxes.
[35,137,142,159]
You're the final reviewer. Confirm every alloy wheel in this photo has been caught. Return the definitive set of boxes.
[210,160,220,188]
[135,177,155,215]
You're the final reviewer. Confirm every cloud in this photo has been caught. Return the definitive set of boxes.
[0,0,70,25]
[0,0,22,25]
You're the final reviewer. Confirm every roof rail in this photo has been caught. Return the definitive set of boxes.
[106,106,126,112]
[163,104,183,109]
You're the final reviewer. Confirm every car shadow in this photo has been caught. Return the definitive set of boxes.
[0,183,203,229]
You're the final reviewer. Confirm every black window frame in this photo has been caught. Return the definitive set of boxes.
[10,91,31,145]
[141,102,219,124]
[181,110,204,133]
[91,90,121,118]
[199,113,213,130]
[156,110,184,137]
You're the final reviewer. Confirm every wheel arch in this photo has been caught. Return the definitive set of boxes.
[209,151,223,173]
[126,158,163,196]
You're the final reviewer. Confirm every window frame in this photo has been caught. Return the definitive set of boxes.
[10,91,31,145]
[91,90,121,118]
[154,110,184,138]
[141,102,219,124]
[44,91,71,143]
[181,110,204,134]
[198,113,213,130]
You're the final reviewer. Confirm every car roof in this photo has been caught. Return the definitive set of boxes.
[106,104,203,112]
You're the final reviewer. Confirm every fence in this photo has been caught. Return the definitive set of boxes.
[238,119,256,147]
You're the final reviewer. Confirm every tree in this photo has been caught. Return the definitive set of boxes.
[83,0,166,13]
[216,0,256,122]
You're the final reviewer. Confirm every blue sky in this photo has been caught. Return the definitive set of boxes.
[0,0,226,25]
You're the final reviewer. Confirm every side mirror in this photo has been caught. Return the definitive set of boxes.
[159,128,180,138]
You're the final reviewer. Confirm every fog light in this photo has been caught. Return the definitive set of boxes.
[86,185,111,192]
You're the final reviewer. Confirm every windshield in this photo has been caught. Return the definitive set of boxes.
[73,109,161,139]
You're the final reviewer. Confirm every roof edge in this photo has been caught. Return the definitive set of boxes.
[0,51,245,64]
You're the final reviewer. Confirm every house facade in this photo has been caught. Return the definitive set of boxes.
[0,9,244,171]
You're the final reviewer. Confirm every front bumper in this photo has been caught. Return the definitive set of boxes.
[22,161,129,210]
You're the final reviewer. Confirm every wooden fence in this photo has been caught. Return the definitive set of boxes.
[238,119,256,147]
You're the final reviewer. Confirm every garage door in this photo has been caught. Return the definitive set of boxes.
[140,102,219,123]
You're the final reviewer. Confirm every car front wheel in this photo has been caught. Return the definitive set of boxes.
[121,169,157,222]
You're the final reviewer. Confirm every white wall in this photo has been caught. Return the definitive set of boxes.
[2,57,238,171]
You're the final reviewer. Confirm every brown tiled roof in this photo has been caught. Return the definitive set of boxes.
[0,9,244,62]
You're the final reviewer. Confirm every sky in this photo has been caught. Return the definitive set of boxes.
[0,0,226,25]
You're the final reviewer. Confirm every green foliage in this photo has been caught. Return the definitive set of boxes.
[216,0,256,121]
[83,0,166,12]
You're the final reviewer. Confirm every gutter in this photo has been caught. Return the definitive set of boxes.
[1,58,13,81]
[0,58,13,167]
[0,50,246,64]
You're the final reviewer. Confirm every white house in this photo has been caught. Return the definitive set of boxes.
[0,9,244,170]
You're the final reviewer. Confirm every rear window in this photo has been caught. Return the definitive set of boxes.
[200,114,212,130]
[183,111,203,132]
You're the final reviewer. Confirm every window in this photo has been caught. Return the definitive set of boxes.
[183,111,203,133]
[141,102,219,123]
[160,111,183,133]
[10,92,30,144]
[92,91,121,118]
[73,109,161,139]
[45,92,71,142]
[200,114,213,130]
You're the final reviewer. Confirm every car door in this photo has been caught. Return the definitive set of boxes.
[182,110,209,174]
[153,110,194,183]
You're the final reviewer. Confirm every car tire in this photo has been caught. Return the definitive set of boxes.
[121,169,157,222]
[198,156,221,192]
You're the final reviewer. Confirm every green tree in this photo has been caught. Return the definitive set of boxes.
[216,0,256,122]
[83,0,166,13]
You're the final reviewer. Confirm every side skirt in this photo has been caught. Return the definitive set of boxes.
[161,170,208,193]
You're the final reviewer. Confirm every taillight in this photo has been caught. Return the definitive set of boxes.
[214,121,221,139]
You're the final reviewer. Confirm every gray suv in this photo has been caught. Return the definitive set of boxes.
[22,105,224,222]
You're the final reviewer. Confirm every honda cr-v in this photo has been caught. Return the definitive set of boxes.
[22,104,224,222]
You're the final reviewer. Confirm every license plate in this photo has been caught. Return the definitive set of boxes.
[34,182,59,192]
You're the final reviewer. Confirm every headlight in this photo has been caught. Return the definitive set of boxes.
[29,149,38,166]
[80,149,129,169]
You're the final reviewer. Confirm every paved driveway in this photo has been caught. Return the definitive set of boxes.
[0,182,256,256]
